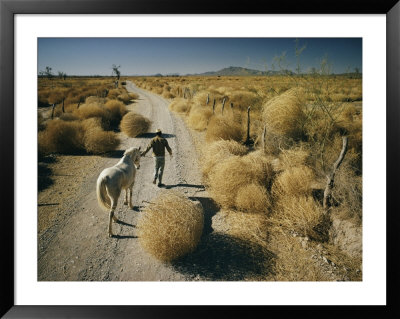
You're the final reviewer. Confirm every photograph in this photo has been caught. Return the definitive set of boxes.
[37,37,363,282]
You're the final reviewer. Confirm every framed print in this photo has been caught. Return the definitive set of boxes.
[1,0,399,318]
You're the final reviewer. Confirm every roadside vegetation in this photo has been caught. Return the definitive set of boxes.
[130,68,362,281]
[38,77,141,156]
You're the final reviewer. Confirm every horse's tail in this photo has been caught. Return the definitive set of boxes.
[96,175,111,210]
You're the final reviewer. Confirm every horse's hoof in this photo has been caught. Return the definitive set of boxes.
[129,205,134,210]
[123,202,128,205]
[108,233,113,238]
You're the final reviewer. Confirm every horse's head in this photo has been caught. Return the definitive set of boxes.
[124,146,141,169]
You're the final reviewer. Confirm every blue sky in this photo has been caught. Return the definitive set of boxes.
[38,38,362,76]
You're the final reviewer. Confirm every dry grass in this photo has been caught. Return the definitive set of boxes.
[271,195,323,237]
[268,231,331,281]
[201,140,248,180]
[187,106,213,131]
[104,100,128,127]
[216,210,269,244]
[208,153,274,209]
[120,112,151,137]
[271,165,315,199]
[205,115,244,142]
[262,88,306,139]
[169,98,191,113]
[138,191,204,262]
[276,147,310,171]
[38,119,85,154]
[235,183,271,214]
[83,126,120,154]
[74,102,111,129]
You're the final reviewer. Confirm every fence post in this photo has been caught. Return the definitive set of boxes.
[51,104,56,119]
[62,98,65,113]
[212,99,216,114]
[323,136,348,213]
[261,125,267,153]
[230,102,233,110]
[221,98,226,115]
[245,106,251,144]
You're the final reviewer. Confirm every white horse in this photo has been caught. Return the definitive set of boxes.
[96,146,141,237]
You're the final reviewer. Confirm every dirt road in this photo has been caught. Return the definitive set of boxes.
[38,81,217,281]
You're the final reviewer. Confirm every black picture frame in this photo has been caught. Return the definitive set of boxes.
[1,0,399,318]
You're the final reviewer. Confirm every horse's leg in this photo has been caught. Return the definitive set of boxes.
[108,197,118,237]
[128,186,134,209]
[124,188,128,205]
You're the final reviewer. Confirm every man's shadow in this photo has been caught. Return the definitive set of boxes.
[135,132,176,139]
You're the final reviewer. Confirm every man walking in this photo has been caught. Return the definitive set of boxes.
[141,129,173,187]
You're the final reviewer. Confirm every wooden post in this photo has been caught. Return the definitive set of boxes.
[62,98,65,113]
[323,136,348,212]
[206,94,209,105]
[230,102,233,109]
[246,106,251,144]
[261,125,267,153]
[212,99,216,114]
[51,104,55,119]
[221,98,226,115]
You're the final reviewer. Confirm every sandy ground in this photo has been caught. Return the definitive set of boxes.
[38,81,219,281]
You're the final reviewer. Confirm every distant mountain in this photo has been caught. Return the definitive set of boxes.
[187,66,294,76]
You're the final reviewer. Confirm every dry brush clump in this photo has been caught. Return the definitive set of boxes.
[169,98,191,114]
[104,100,128,127]
[214,210,269,244]
[201,139,248,180]
[262,87,306,139]
[82,118,120,154]
[205,115,244,143]
[138,191,204,262]
[187,106,213,131]
[208,152,274,211]
[235,183,272,214]
[120,112,151,137]
[271,195,323,238]
[38,119,85,154]
[271,165,315,200]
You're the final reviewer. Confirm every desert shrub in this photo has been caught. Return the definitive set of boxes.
[276,147,310,171]
[271,165,315,200]
[120,112,151,137]
[117,93,133,104]
[85,96,106,105]
[83,127,120,154]
[128,92,139,100]
[187,106,213,131]
[330,163,362,223]
[162,90,175,99]
[107,88,124,99]
[59,113,79,122]
[268,232,331,281]
[74,102,111,129]
[138,191,204,262]
[104,99,128,127]
[205,115,244,142]
[213,210,269,244]
[169,98,191,113]
[235,183,271,214]
[201,140,248,180]
[271,195,323,238]
[209,154,274,209]
[38,119,85,154]
[262,88,306,139]
[229,90,262,111]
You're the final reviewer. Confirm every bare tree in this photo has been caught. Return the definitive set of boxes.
[112,64,121,80]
